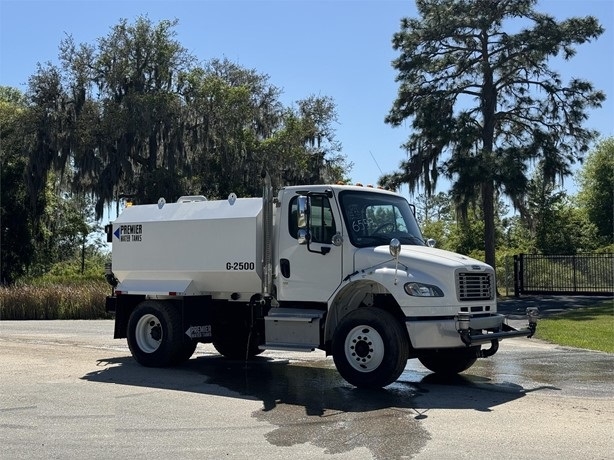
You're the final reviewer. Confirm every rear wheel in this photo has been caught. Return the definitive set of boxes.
[332,307,408,388]
[127,300,191,367]
[418,347,479,375]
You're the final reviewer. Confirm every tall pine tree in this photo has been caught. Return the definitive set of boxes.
[384,0,605,267]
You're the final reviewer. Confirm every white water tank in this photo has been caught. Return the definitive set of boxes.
[110,196,263,298]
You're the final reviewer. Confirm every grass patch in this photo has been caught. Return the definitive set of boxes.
[535,300,614,353]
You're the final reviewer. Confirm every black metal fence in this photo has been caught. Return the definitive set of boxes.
[513,253,614,296]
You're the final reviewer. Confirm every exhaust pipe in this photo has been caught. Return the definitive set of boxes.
[261,171,273,299]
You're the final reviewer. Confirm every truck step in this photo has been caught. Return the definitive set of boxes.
[263,308,324,350]
[259,343,316,352]
[264,308,325,322]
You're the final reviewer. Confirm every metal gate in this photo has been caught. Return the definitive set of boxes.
[514,253,614,296]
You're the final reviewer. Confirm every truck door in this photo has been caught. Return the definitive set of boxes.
[276,194,343,302]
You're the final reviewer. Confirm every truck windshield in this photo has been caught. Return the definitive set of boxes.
[339,190,425,248]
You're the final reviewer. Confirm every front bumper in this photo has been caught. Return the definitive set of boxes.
[456,307,538,346]
[406,307,538,349]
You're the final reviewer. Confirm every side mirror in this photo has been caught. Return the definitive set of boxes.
[426,238,436,248]
[297,195,309,245]
[389,238,401,257]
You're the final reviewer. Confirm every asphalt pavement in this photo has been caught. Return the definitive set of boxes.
[1,320,613,460]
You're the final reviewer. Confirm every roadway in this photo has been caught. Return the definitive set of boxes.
[0,320,612,460]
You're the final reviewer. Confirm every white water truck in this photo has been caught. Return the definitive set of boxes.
[105,173,537,388]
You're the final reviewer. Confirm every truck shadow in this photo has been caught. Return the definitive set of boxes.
[82,353,554,460]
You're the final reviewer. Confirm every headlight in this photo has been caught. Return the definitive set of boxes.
[404,282,444,297]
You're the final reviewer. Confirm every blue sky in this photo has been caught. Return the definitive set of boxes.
[1,0,612,197]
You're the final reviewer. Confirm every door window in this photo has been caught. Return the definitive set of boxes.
[289,196,336,244]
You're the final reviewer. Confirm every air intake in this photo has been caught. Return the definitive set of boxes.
[456,272,494,301]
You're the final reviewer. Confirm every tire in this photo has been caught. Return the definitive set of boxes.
[418,347,479,375]
[332,307,409,388]
[127,300,189,367]
[212,306,262,360]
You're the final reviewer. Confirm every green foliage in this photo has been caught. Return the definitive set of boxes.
[534,198,584,255]
[499,216,533,254]
[421,219,446,247]
[0,86,36,284]
[514,169,600,254]
[446,218,485,256]
[384,0,605,268]
[577,138,614,245]
[22,252,109,285]
[52,19,349,214]
[22,175,105,279]
[1,17,350,284]
[494,249,519,294]
[595,244,614,254]
[0,86,26,105]
[415,191,513,256]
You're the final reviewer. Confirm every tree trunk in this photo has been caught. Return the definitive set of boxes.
[481,179,496,270]
[480,33,497,270]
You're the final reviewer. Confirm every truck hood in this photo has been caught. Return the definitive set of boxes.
[353,245,491,273]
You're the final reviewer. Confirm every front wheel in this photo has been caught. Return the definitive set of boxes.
[332,307,409,388]
[127,300,190,367]
[418,347,479,375]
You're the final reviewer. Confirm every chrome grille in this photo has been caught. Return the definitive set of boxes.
[456,272,494,301]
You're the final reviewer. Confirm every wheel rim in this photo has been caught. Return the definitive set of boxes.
[135,313,163,353]
[344,325,385,372]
